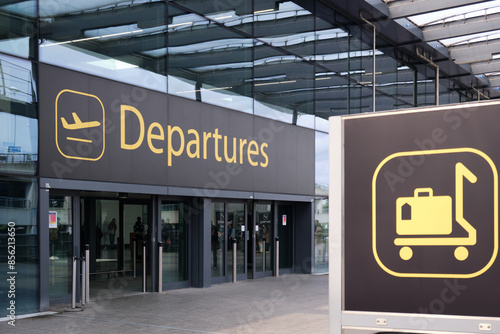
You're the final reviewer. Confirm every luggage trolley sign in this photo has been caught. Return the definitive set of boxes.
[342,102,500,317]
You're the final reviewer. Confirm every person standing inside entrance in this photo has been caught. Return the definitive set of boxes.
[108,218,117,248]
[211,222,219,268]
[134,217,144,233]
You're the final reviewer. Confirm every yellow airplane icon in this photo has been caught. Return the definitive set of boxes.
[61,112,101,130]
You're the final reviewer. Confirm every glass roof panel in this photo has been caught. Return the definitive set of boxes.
[409,0,500,26]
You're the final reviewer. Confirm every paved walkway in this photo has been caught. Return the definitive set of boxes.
[2,274,329,334]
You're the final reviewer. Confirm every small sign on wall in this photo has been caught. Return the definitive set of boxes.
[49,211,57,229]
[282,215,287,226]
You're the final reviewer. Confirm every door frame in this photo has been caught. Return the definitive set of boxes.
[252,201,275,279]
[210,200,248,284]
[276,202,295,276]
[157,196,192,291]
[46,190,81,306]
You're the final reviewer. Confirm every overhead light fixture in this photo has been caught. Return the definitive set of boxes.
[214,15,233,20]
[118,192,128,199]
[254,9,275,14]
[168,22,193,28]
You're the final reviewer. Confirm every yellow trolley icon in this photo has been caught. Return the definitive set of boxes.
[395,163,477,261]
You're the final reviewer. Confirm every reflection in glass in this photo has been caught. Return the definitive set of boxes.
[315,132,329,273]
[0,54,37,175]
[314,198,329,274]
[94,200,119,274]
[39,0,167,91]
[161,201,188,283]
[255,204,272,273]
[253,44,315,127]
[211,203,225,277]
[0,178,38,315]
[227,203,245,276]
[49,195,72,300]
[124,204,148,275]
[0,1,36,58]
[167,4,253,113]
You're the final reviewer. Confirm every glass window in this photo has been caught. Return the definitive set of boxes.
[161,201,188,283]
[170,0,253,35]
[314,198,328,274]
[0,54,37,175]
[49,195,73,301]
[0,177,39,316]
[315,131,328,196]
[253,1,315,128]
[167,4,253,113]
[313,11,352,127]
[255,203,272,273]
[0,1,36,58]
[211,203,225,277]
[315,131,328,274]
[95,200,119,273]
[227,203,245,276]
[40,1,167,92]
[254,44,315,127]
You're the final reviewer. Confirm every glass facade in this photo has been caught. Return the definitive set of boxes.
[0,177,38,315]
[0,2,37,59]
[0,53,37,175]
[0,0,492,315]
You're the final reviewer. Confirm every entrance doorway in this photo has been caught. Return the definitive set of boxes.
[277,204,294,273]
[81,195,151,298]
[251,203,274,279]
[211,202,247,283]
[48,195,74,304]
[47,191,152,306]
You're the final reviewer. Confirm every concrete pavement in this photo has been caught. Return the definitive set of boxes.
[1,274,329,334]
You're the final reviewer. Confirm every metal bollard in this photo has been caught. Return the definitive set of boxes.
[263,240,266,270]
[85,245,90,303]
[81,257,86,306]
[142,241,146,292]
[232,239,237,283]
[72,256,77,309]
[158,242,163,293]
[133,238,136,278]
[275,237,279,277]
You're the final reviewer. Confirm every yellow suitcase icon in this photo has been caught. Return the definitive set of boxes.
[394,163,477,261]
[396,188,452,236]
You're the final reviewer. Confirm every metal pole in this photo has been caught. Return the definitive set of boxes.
[85,245,90,303]
[158,242,163,293]
[72,256,77,309]
[263,240,266,271]
[81,257,86,306]
[142,241,146,293]
[232,239,237,283]
[360,13,376,112]
[435,65,439,105]
[416,48,439,106]
[133,238,136,278]
[275,237,280,277]
[50,244,55,286]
